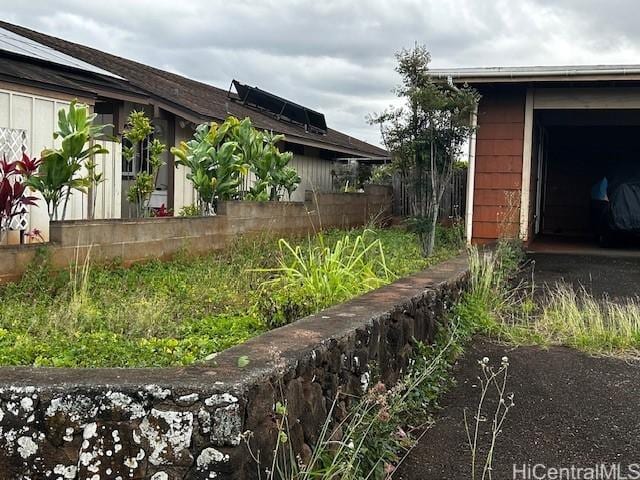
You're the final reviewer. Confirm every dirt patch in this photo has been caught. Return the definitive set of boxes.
[395,338,640,480]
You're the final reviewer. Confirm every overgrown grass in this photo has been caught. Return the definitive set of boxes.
[0,226,463,367]
[459,241,640,356]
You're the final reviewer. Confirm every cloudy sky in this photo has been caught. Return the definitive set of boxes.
[1,0,638,146]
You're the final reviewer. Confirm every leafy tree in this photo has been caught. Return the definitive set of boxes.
[27,100,110,220]
[122,111,166,217]
[370,44,479,256]
[225,118,299,201]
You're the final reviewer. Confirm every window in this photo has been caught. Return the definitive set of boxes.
[122,134,155,179]
[94,101,115,137]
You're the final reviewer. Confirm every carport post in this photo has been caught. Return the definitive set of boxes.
[519,88,534,241]
[465,104,479,244]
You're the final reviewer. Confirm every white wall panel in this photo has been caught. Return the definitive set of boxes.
[0,92,9,127]
[12,95,31,133]
[93,140,122,219]
[289,154,333,202]
[33,98,55,154]
[173,120,197,213]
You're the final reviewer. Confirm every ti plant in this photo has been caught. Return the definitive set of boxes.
[0,154,40,243]
[172,116,299,212]
[171,119,249,215]
[26,100,111,221]
[122,111,166,217]
[229,119,300,201]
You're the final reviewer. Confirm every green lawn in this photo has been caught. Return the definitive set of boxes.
[0,226,462,367]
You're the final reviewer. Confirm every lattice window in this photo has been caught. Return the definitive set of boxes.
[0,127,29,233]
[0,127,27,160]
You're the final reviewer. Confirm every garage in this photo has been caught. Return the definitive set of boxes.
[533,109,640,244]
[425,65,640,249]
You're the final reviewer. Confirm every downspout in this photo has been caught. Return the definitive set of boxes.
[465,104,478,244]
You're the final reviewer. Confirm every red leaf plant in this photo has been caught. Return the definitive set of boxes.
[152,203,173,217]
[0,153,40,243]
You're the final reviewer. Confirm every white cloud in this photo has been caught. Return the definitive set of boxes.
[2,0,640,146]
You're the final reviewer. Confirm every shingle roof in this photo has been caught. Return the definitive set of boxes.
[0,21,387,158]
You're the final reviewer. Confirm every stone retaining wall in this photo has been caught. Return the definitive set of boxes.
[0,186,392,283]
[0,253,467,479]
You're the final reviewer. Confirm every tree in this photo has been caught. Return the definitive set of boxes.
[370,44,479,256]
[171,119,249,215]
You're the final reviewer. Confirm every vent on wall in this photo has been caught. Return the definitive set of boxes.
[230,80,327,134]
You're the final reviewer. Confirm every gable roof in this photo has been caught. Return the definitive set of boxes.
[0,21,387,158]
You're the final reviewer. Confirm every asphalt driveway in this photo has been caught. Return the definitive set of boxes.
[396,252,640,479]
[395,338,640,480]
[521,252,640,301]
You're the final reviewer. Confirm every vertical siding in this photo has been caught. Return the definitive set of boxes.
[288,153,333,202]
[472,88,526,242]
[0,89,74,240]
[92,140,122,219]
[172,119,197,213]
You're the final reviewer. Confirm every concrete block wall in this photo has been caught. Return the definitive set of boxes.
[0,187,393,283]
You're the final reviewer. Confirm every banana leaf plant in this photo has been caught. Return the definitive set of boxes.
[0,154,40,244]
[26,100,111,221]
[171,121,249,215]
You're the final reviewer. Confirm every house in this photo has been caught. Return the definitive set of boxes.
[0,21,387,241]
[427,64,640,246]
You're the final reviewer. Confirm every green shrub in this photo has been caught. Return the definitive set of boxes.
[178,204,201,217]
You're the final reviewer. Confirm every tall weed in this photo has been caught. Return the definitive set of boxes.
[461,240,640,356]
[256,230,395,327]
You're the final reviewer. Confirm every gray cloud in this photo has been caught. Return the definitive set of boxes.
[2,0,640,146]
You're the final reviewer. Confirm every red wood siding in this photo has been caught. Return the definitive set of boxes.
[472,88,526,243]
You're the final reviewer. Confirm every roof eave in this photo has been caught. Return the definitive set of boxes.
[283,133,387,158]
[427,67,640,84]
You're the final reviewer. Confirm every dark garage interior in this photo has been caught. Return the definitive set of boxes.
[533,109,640,245]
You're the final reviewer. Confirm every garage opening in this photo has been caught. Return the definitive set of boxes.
[531,109,640,250]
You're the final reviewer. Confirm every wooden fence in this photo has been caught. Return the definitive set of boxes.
[392,168,467,220]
